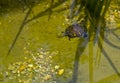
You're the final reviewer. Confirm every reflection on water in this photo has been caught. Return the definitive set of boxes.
[0,0,120,83]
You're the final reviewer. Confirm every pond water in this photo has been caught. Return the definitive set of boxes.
[0,0,120,83]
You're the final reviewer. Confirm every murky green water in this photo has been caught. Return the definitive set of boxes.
[0,0,120,83]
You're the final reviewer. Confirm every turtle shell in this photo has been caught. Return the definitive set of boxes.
[64,23,87,40]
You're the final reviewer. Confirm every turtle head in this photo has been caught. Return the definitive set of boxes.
[57,31,67,38]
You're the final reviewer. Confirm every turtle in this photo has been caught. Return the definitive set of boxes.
[62,23,88,40]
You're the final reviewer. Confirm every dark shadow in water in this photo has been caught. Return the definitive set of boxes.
[6,0,67,55]
[26,0,66,23]
[112,31,120,40]
[103,28,120,77]
[48,0,54,21]
[26,7,67,24]
[106,28,120,40]
[102,48,120,77]
[104,37,120,49]
[69,39,88,83]
[7,6,33,56]
[112,28,120,40]
[104,27,120,49]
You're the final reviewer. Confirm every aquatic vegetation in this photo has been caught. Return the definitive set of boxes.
[68,0,120,83]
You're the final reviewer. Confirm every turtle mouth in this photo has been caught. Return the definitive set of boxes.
[57,31,67,38]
